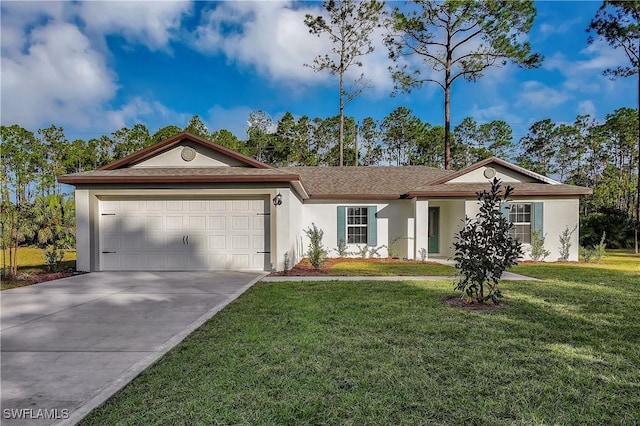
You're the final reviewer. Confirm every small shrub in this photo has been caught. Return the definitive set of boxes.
[387,236,410,259]
[356,245,369,258]
[304,223,327,269]
[580,246,594,263]
[368,245,384,258]
[335,238,349,257]
[530,230,550,261]
[558,225,577,261]
[44,246,65,272]
[453,178,523,304]
[418,248,427,262]
[580,232,606,263]
[594,232,607,262]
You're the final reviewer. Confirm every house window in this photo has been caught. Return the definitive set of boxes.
[509,203,532,244]
[347,207,368,244]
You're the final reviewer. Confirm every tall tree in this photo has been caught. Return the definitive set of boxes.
[381,107,423,166]
[359,117,384,166]
[151,125,182,144]
[305,0,384,167]
[112,124,151,160]
[183,115,211,139]
[386,0,542,170]
[517,119,559,176]
[246,110,275,163]
[588,0,640,252]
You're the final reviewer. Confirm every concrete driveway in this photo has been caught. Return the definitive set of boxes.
[1,271,265,426]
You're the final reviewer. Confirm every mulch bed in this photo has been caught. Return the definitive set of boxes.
[7,269,84,285]
[443,295,505,310]
[269,257,445,276]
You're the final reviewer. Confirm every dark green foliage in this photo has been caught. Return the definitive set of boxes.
[580,208,636,248]
[453,178,522,304]
[304,223,327,269]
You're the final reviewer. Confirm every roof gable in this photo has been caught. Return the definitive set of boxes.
[429,157,560,185]
[100,132,272,170]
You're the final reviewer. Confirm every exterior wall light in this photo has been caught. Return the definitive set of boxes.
[272,192,283,206]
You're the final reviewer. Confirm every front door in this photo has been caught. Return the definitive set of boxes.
[428,207,440,253]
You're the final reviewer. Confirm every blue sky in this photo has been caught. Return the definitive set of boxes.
[1,1,637,144]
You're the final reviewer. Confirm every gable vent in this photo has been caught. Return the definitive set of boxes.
[181,146,196,162]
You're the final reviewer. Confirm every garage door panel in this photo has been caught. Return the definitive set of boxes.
[209,216,226,230]
[189,201,206,211]
[145,216,164,231]
[165,200,185,211]
[101,215,120,232]
[145,200,164,211]
[100,198,269,271]
[123,200,143,211]
[122,255,142,270]
[188,216,207,231]
[232,200,250,211]
[232,254,250,269]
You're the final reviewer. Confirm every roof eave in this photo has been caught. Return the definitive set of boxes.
[57,174,301,185]
[308,193,402,200]
[407,189,593,197]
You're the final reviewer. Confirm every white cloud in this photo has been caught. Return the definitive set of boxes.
[577,100,597,117]
[516,81,570,108]
[78,1,192,51]
[0,1,192,132]
[192,1,394,94]
[1,22,118,128]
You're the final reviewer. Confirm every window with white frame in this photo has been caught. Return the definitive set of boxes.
[508,203,532,244]
[347,207,368,244]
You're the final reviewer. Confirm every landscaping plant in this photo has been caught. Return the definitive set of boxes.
[530,230,550,261]
[335,238,350,257]
[304,223,327,269]
[558,225,576,261]
[453,178,523,304]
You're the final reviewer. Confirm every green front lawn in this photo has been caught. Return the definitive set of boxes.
[82,252,640,425]
[329,259,456,276]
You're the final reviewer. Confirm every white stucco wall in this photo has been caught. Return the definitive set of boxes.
[298,200,414,259]
[465,197,580,261]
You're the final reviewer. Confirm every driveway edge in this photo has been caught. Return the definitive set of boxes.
[57,273,267,426]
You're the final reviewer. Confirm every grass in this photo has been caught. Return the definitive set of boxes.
[1,247,76,290]
[329,259,456,276]
[82,251,640,425]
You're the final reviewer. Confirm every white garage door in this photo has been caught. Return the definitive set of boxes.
[99,198,270,271]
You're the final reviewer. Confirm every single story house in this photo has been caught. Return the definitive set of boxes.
[58,132,592,272]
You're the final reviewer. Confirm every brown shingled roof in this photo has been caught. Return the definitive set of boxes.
[280,166,453,199]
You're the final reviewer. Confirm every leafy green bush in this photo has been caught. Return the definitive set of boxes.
[453,178,523,304]
[580,232,606,263]
[44,247,65,272]
[530,230,550,261]
[304,223,327,269]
